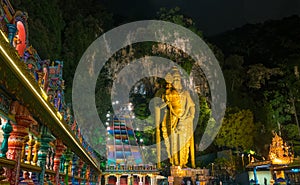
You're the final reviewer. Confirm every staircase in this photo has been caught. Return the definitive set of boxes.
[106,114,143,166]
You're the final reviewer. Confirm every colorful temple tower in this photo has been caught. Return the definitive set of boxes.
[247,133,298,185]
[0,0,101,184]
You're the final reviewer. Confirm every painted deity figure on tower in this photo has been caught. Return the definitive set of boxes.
[156,67,195,168]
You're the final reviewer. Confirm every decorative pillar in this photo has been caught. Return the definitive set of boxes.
[20,136,29,163]
[71,155,78,185]
[138,175,143,185]
[86,165,90,185]
[31,137,40,185]
[0,119,13,157]
[90,167,95,184]
[32,137,40,165]
[47,147,52,170]
[53,139,65,185]
[6,23,17,45]
[77,159,84,184]
[104,175,109,185]
[127,174,132,185]
[37,125,55,185]
[60,155,65,173]
[25,134,35,164]
[81,163,87,185]
[150,175,156,185]
[7,101,33,185]
[150,176,153,185]
[98,174,102,185]
[64,149,73,185]
[116,175,121,185]
[0,118,12,185]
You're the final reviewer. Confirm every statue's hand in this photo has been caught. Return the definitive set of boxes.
[171,123,177,131]
[174,126,181,133]
[181,114,194,120]
[159,102,167,109]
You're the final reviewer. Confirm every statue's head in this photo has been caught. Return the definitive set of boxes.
[171,67,183,91]
[165,72,173,84]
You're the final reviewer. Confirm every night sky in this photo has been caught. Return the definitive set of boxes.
[101,0,300,36]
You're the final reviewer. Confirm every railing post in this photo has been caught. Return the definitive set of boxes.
[25,134,35,164]
[81,163,87,185]
[0,119,12,157]
[86,165,90,185]
[54,139,65,185]
[37,125,55,185]
[116,174,121,185]
[31,136,40,185]
[127,174,132,185]
[77,159,84,184]
[90,168,96,184]
[32,136,40,166]
[72,155,78,184]
[104,175,109,185]
[64,149,73,185]
[20,136,29,163]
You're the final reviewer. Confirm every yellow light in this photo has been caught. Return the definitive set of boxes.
[40,87,48,101]
[0,44,99,169]
[0,30,9,43]
[57,111,63,120]
[273,158,283,164]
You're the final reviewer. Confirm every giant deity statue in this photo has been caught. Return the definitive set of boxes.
[155,67,195,168]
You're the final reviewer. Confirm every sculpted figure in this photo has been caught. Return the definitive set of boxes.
[157,67,195,168]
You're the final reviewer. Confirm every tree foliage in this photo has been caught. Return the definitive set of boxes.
[215,108,256,152]
[13,0,64,59]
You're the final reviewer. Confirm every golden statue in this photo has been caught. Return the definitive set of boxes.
[155,67,195,168]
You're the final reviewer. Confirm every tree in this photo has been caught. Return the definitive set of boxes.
[13,0,64,59]
[247,64,283,89]
[215,108,256,152]
[157,7,202,37]
[263,91,292,134]
[195,96,211,146]
[223,55,245,92]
